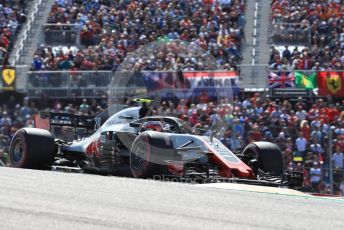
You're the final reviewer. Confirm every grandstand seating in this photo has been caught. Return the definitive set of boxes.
[270,0,344,70]
[0,0,28,65]
[32,0,246,71]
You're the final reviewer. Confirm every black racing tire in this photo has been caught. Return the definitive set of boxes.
[9,128,56,169]
[242,141,284,176]
[130,134,158,178]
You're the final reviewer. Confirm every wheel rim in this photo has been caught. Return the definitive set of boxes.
[131,141,147,171]
[12,139,24,164]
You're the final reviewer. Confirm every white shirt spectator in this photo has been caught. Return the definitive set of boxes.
[0,115,11,126]
[242,99,251,108]
[335,128,344,135]
[310,167,321,183]
[311,130,322,143]
[271,109,281,119]
[296,110,307,120]
[280,112,290,121]
[321,123,329,134]
[332,152,344,168]
[8,19,18,31]
[310,143,324,154]
[295,137,307,152]
[255,106,263,115]
[310,120,321,130]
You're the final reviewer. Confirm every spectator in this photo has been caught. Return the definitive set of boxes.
[32,55,44,70]
[308,104,320,120]
[229,132,243,152]
[332,146,344,169]
[20,98,31,118]
[300,120,311,141]
[335,123,344,136]
[310,139,324,163]
[209,109,222,126]
[275,131,287,151]
[296,106,307,121]
[310,162,322,192]
[336,135,344,152]
[282,45,291,62]
[79,99,89,113]
[326,104,340,123]
[295,132,307,158]
[176,99,188,118]
[0,112,12,126]
[311,126,323,143]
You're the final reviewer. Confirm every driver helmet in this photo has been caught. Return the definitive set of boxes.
[141,121,163,132]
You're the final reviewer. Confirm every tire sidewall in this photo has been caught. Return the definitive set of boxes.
[9,130,28,168]
[9,128,56,169]
[130,135,153,178]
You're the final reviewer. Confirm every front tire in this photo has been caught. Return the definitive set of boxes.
[9,128,56,169]
[242,141,284,176]
[130,135,158,178]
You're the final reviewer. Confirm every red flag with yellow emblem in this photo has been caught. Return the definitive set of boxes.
[317,71,344,97]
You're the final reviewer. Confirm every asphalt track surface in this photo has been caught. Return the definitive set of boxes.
[1,167,343,230]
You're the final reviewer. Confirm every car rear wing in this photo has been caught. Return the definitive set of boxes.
[34,112,96,141]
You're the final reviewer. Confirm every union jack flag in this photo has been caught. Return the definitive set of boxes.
[268,72,295,88]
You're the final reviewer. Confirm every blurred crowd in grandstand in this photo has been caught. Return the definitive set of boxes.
[1,94,344,195]
[31,0,245,71]
[0,0,27,65]
[270,0,344,71]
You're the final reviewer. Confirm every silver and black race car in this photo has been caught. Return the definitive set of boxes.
[8,105,303,187]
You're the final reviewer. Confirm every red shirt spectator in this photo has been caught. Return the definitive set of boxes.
[326,105,340,123]
[336,136,344,152]
[0,34,10,49]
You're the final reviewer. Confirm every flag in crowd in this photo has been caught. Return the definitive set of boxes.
[268,72,295,88]
[317,71,344,97]
[294,71,317,89]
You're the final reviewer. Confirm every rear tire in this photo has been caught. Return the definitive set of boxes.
[242,141,284,176]
[9,128,56,169]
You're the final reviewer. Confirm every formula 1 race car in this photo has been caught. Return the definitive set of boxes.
[8,105,303,187]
